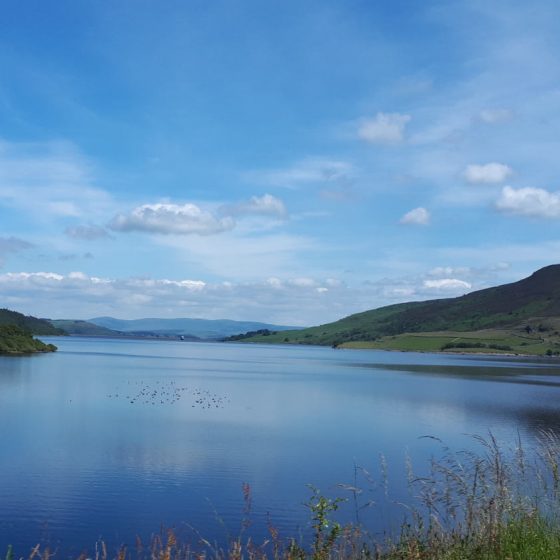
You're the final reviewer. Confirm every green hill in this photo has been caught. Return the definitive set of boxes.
[0,325,57,354]
[240,265,560,355]
[0,308,64,335]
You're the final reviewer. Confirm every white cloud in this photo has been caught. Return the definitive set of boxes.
[225,194,287,219]
[479,108,513,124]
[0,270,353,325]
[358,112,411,144]
[399,207,430,226]
[464,163,512,184]
[423,278,472,291]
[3,271,65,282]
[496,186,560,218]
[108,203,235,235]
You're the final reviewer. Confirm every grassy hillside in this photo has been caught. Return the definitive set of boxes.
[240,265,560,355]
[0,308,63,335]
[0,325,57,354]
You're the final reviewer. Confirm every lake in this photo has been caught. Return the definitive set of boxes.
[1,337,560,556]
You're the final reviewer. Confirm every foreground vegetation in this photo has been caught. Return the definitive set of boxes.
[7,432,560,559]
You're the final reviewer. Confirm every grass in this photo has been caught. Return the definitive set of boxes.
[7,432,560,559]
[246,325,560,356]
[339,327,560,355]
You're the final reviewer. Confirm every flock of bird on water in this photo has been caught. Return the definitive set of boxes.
[106,379,230,409]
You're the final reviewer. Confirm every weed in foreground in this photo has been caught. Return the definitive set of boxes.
[5,431,560,559]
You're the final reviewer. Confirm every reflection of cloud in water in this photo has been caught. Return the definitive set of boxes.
[414,401,467,427]
[348,360,560,437]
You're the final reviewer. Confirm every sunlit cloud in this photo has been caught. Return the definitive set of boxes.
[108,203,236,235]
[496,186,560,218]
[423,278,471,291]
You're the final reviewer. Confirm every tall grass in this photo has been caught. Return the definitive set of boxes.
[6,432,560,559]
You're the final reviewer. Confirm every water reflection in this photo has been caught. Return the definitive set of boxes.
[1,339,560,555]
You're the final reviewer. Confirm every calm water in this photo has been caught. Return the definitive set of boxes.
[2,337,560,555]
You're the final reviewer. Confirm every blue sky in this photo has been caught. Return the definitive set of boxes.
[1,0,560,324]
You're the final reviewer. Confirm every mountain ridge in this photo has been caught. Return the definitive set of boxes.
[87,316,302,340]
[237,265,560,355]
[0,308,64,336]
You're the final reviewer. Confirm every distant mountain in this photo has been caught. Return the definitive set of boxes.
[88,316,302,340]
[49,319,122,336]
[239,265,560,355]
[0,308,63,336]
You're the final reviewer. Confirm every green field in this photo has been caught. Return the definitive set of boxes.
[244,325,560,355]
[341,328,560,355]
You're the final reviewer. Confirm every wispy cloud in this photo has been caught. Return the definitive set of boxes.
[478,108,514,124]
[0,236,33,254]
[64,224,112,240]
[399,207,430,226]
[157,230,320,280]
[357,112,411,144]
[464,163,512,184]
[246,158,354,189]
[223,194,287,219]
[0,140,113,221]
[0,236,33,267]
